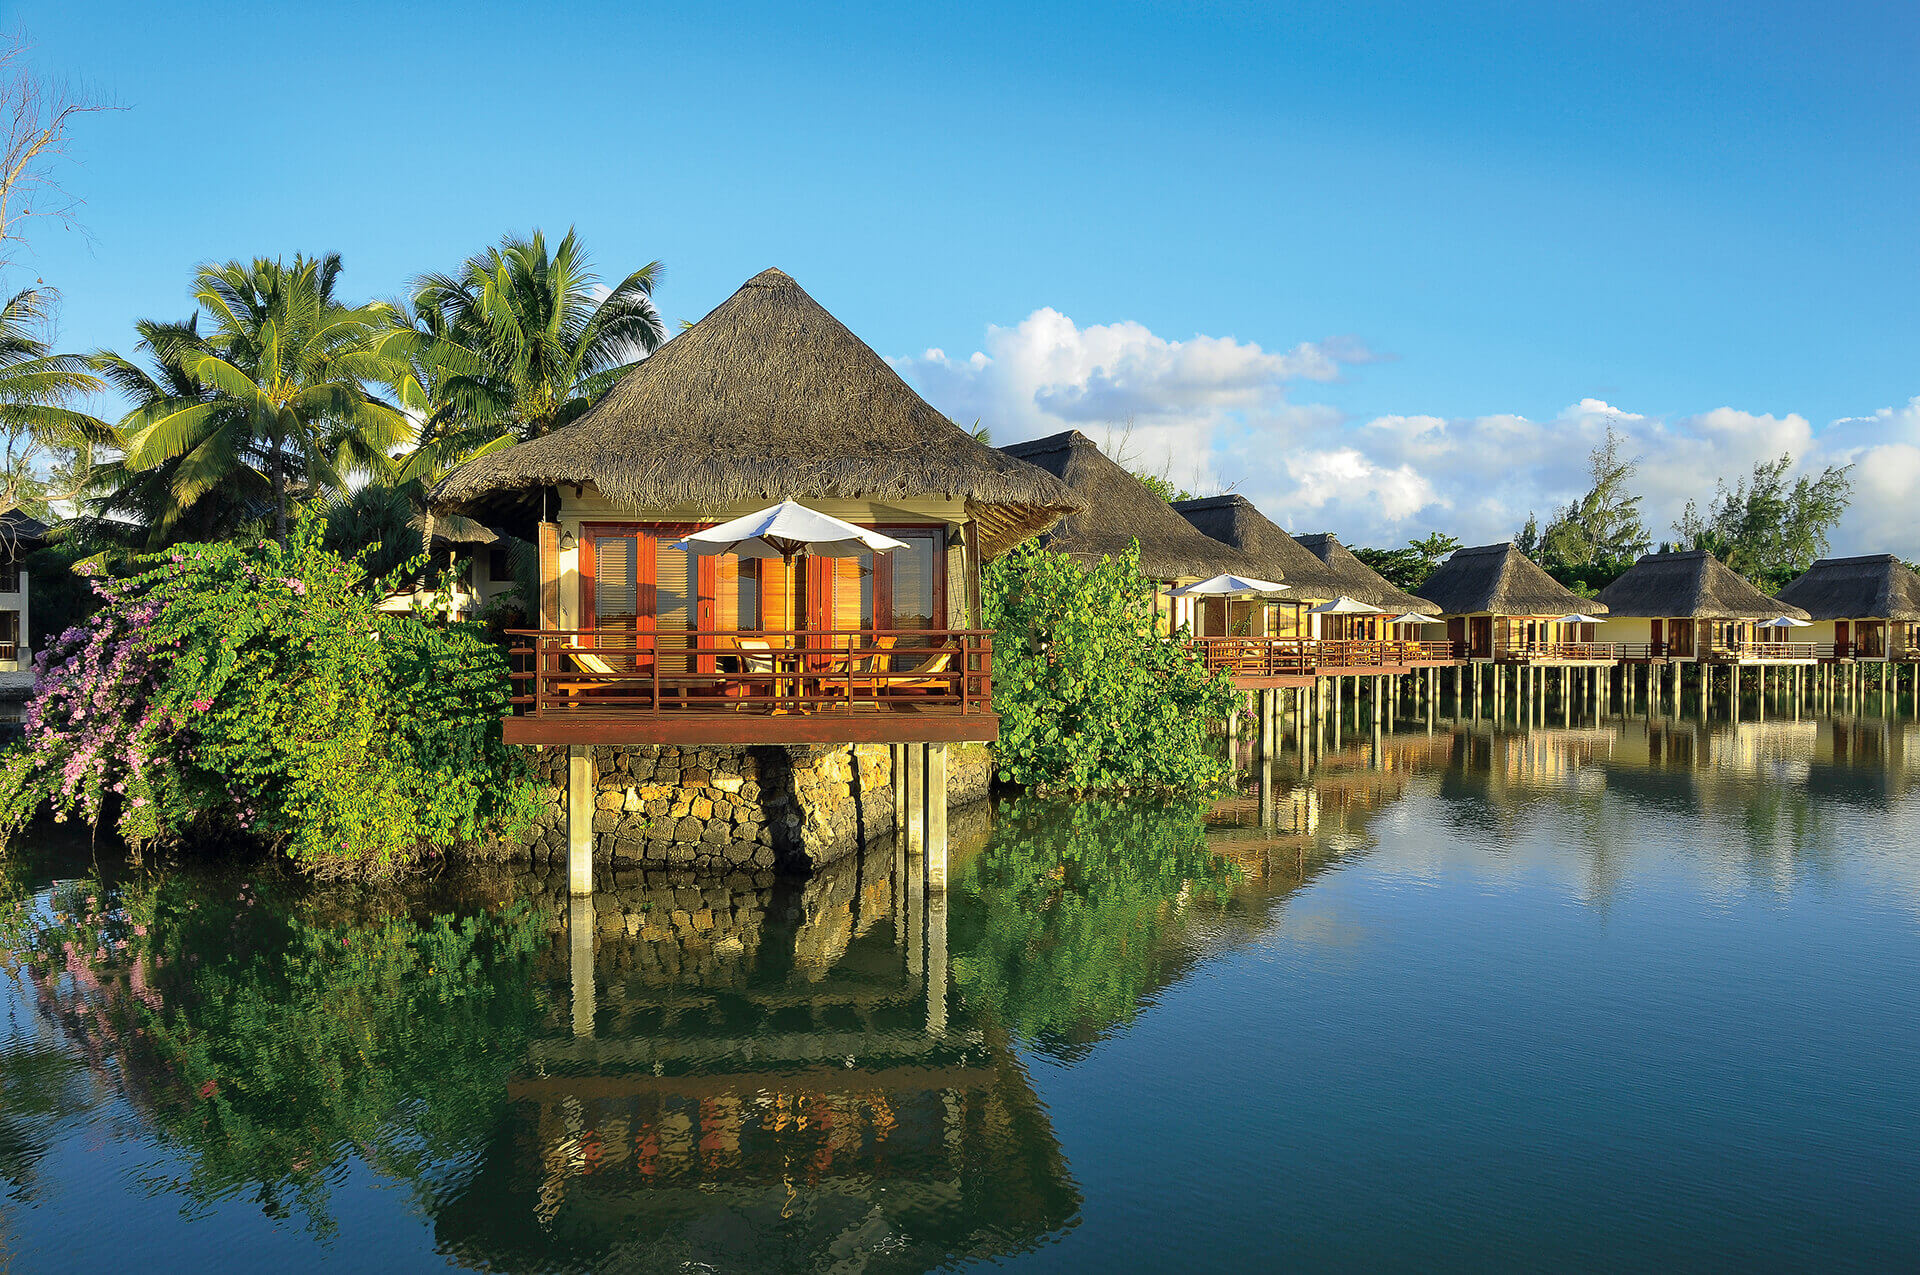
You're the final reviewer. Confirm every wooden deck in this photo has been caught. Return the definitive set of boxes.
[505,627,997,746]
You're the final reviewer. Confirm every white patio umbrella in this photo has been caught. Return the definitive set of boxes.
[672,499,909,560]
[1309,596,1383,615]
[1553,613,1607,626]
[1759,615,1813,628]
[1386,612,1435,626]
[1169,573,1290,597]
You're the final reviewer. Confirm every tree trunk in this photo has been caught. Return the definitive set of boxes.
[272,430,287,546]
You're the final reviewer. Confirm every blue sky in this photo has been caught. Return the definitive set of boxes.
[14,0,1920,551]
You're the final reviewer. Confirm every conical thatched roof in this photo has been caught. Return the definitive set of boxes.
[430,269,1079,559]
[1170,495,1348,602]
[997,432,1266,580]
[1596,550,1806,622]
[1292,533,1442,614]
[1775,555,1920,623]
[1416,542,1602,617]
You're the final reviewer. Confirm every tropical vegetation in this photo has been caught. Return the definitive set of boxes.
[984,541,1238,793]
[0,516,539,876]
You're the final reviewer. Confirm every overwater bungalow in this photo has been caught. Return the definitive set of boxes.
[1172,494,1347,616]
[995,430,1268,637]
[1594,549,1815,665]
[0,509,48,687]
[1774,554,1920,662]
[1291,533,1444,645]
[432,268,1076,750]
[1416,542,1610,663]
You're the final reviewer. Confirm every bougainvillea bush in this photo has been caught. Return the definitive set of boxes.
[984,541,1238,794]
[0,518,539,877]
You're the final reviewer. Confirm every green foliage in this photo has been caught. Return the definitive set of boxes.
[951,796,1235,1053]
[1130,469,1196,504]
[0,514,538,876]
[1517,426,1650,592]
[1352,532,1462,591]
[0,871,546,1230]
[983,541,1237,794]
[1671,453,1854,590]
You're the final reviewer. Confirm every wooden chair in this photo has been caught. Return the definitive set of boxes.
[549,639,655,703]
[857,646,955,700]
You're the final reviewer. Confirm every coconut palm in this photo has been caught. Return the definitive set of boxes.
[116,254,409,544]
[0,286,106,518]
[395,228,665,445]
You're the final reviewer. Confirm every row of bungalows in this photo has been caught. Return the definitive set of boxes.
[1775,554,1920,663]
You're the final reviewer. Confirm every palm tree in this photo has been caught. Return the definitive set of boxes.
[0,286,106,519]
[395,228,665,445]
[116,254,408,544]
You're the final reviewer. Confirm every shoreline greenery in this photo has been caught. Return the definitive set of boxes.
[984,541,1236,794]
[0,517,538,877]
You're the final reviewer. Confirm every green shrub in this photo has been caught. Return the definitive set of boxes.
[0,515,538,876]
[983,541,1237,793]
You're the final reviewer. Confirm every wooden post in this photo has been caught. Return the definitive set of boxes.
[567,743,594,897]
[926,743,948,887]
[905,741,926,860]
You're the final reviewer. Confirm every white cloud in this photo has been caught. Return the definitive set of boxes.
[892,309,1920,560]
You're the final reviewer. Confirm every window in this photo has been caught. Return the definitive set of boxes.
[0,563,17,593]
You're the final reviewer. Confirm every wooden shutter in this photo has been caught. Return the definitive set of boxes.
[538,521,560,630]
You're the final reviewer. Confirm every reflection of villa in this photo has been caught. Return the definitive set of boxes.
[1774,554,1920,663]
[1417,542,1612,664]
[1595,550,1816,665]
[431,268,1078,749]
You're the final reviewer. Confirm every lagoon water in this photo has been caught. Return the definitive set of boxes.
[3,711,1919,1272]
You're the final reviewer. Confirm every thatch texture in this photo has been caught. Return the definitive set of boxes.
[1170,495,1348,602]
[1772,554,1920,622]
[997,432,1266,580]
[1596,550,1807,622]
[430,269,1079,559]
[1292,533,1442,614]
[1416,542,1602,617]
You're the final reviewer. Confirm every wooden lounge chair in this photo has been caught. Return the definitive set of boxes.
[857,647,954,699]
[550,640,654,702]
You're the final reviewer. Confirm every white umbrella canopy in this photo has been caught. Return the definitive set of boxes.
[1386,612,1435,626]
[1169,573,1291,597]
[1759,615,1813,628]
[1554,613,1606,625]
[672,500,909,560]
[1309,596,1384,615]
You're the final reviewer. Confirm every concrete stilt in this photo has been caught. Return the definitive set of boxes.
[905,741,926,860]
[567,743,594,897]
[926,743,948,885]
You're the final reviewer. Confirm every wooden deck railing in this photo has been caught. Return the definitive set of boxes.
[0,641,15,662]
[1496,641,1617,662]
[1706,641,1817,662]
[1191,636,1459,676]
[506,628,993,717]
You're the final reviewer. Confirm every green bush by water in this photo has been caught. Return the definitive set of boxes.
[984,542,1237,794]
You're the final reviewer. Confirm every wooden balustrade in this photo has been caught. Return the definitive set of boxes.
[1497,641,1618,662]
[506,628,994,719]
[1191,636,1460,677]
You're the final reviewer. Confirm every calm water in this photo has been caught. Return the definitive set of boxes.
[3,712,1919,1272]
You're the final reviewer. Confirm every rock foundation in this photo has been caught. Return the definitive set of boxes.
[505,741,991,874]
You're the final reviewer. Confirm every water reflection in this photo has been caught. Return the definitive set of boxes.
[3,708,1919,1270]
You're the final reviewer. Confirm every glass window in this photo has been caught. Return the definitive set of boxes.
[891,532,939,629]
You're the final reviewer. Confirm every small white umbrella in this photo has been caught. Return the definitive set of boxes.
[1759,615,1813,628]
[1386,612,1435,626]
[1553,613,1606,626]
[673,500,909,560]
[1309,596,1383,615]
[1169,573,1290,597]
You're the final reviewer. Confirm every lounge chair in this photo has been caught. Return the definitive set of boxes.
[857,647,954,699]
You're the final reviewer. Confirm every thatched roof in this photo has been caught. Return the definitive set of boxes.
[1416,542,1602,617]
[1292,533,1442,614]
[410,511,500,549]
[430,268,1079,559]
[996,432,1267,580]
[0,509,50,553]
[1772,554,1920,622]
[1170,495,1348,602]
[1596,550,1806,622]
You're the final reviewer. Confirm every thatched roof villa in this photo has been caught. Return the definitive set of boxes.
[1416,542,1605,662]
[1171,495,1348,603]
[1292,533,1442,630]
[432,266,1081,749]
[1774,554,1920,661]
[1593,550,1813,664]
[997,431,1267,635]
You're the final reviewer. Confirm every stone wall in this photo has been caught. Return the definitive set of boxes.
[506,741,993,874]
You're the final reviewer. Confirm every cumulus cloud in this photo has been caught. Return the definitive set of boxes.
[891,310,1920,559]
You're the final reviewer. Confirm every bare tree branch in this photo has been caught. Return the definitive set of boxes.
[0,30,118,269]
